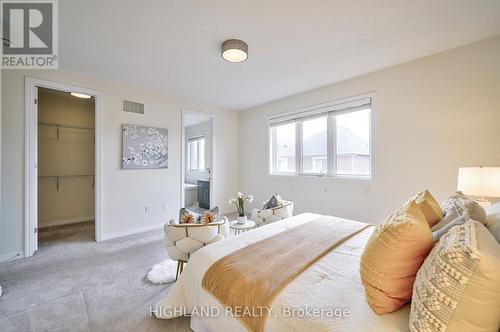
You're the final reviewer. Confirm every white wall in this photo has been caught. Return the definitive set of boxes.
[239,36,500,224]
[0,70,3,261]
[1,69,239,258]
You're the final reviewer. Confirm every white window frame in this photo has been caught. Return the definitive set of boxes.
[268,92,374,179]
[187,135,205,171]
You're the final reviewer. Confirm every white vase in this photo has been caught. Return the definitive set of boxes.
[237,215,247,225]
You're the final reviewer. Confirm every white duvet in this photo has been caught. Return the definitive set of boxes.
[155,213,410,331]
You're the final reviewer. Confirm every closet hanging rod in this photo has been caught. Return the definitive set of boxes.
[38,122,95,131]
[38,122,95,140]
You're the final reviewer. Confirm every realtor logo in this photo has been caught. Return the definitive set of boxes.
[1,0,58,68]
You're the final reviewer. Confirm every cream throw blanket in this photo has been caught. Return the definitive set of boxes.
[202,216,370,332]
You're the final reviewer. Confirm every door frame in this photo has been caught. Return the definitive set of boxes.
[24,77,103,257]
[180,108,215,209]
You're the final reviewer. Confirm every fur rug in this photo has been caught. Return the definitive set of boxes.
[147,259,177,284]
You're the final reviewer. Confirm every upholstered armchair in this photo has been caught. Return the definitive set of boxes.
[251,200,294,227]
[164,216,229,280]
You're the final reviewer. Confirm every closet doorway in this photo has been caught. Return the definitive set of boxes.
[25,78,102,257]
[37,87,95,246]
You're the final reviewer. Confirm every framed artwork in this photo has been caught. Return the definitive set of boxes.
[122,124,168,169]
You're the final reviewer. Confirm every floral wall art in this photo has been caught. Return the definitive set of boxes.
[122,124,168,169]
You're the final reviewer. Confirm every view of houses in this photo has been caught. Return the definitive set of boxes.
[273,111,370,176]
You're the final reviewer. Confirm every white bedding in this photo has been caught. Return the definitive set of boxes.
[156,213,410,331]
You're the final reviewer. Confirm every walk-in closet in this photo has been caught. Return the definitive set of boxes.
[37,87,96,246]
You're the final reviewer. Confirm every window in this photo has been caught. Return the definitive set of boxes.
[188,136,205,171]
[277,157,289,171]
[336,109,370,176]
[270,122,296,173]
[303,117,327,174]
[269,95,372,178]
[312,157,327,174]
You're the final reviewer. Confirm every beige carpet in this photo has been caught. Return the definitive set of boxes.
[0,222,191,332]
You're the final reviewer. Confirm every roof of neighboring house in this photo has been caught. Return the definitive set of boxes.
[277,126,369,156]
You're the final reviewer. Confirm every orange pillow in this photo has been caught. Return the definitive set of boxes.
[360,199,433,314]
[414,190,443,227]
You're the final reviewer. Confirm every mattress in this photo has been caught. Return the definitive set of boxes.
[156,213,410,331]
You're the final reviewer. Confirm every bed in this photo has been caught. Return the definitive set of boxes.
[155,213,410,331]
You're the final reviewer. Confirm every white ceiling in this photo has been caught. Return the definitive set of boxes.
[59,0,500,110]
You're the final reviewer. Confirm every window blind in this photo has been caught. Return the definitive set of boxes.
[269,97,371,127]
[187,135,204,142]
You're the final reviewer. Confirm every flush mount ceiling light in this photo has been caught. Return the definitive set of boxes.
[70,92,91,99]
[221,39,248,63]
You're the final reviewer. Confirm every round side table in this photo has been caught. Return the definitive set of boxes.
[229,220,256,235]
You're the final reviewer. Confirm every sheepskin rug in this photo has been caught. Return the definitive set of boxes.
[147,259,177,284]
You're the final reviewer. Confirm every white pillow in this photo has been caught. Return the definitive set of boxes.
[485,202,500,243]
[440,192,487,225]
[410,220,500,331]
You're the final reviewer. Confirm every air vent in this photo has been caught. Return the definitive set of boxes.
[123,100,144,115]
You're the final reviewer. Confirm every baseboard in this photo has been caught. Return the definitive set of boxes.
[39,216,94,229]
[0,251,24,263]
[100,222,164,241]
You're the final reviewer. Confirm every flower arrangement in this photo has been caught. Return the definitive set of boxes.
[229,192,253,217]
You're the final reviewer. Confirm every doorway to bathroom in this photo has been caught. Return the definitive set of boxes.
[181,109,214,213]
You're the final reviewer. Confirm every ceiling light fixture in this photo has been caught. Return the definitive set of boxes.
[221,39,248,63]
[70,92,92,99]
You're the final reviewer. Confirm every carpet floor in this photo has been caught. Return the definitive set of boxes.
[0,222,191,332]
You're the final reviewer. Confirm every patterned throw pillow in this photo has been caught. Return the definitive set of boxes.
[431,203,461,232]
[440,191,487,225]
[431,213,468,242]
[410,220,500,332]
[360,199,433,314]
[201,207,220,224]
[414,190,444,227]
[179,208,200,224]
[264,193,282,210]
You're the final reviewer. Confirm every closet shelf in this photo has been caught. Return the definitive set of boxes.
[38,174,95,190]
[38,122,95,140]
[39,174,94,177]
